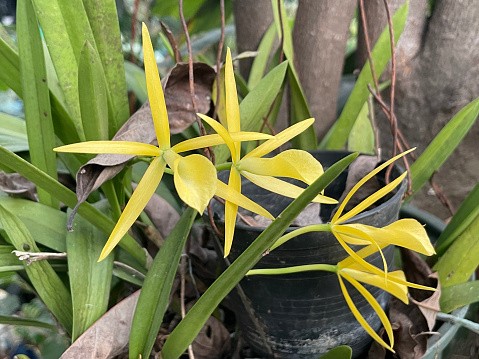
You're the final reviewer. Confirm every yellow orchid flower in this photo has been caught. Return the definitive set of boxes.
[55,25,219,260]
[198,48,336,257]
[270,149,435,279]
[247,245,436,351]
[55,25,275,261]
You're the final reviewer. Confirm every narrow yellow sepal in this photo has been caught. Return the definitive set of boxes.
[98,156,166,261]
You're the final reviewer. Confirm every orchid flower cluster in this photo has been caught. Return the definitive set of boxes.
[248,151,436,351]
[55,25,436,351]
[55,24,334,260]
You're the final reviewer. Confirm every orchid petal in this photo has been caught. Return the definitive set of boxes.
[337,172,407,223]
[142,24,170,149]
[54,141,161,156]
[332,148,415,223]
[225,48,241,161]
[239,150,324,184]
[344,220,435,256]
[339,274,395,351]
[172,154,217,214]
[98,156,166,261]
[223,169,241,257]
[197,113,237,163]
[342,268,409,303]
[171,132,273,153]
[244,118,315,159]
[333,224,388,280]
[241,171,338,204]
[215,180,273,220]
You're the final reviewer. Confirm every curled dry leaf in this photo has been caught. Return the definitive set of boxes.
[60,291,140,359]
[191,315,231,359]
[67,62,216,227]
[0,172,38,201]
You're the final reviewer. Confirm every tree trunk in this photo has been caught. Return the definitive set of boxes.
[292,0,356,138]
[232,0,274,80]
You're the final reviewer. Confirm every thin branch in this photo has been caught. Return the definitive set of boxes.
[358,0,380,94]
[213,0,226,121]
[161,21,181,63]
[179,0,214,162]
[277,0,285,64]
[13,250,66,266]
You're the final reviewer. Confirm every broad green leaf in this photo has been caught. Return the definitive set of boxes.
[320,2,409,149]
[78,41,109,142]
[161,153,358,358]
[0,146,148,266]
[67,205,113,342]
[248,23,277,89]
[215,61,289,164]
[0,203,73,334]
[0,315,57,330]
[0,113,28,152]
[129,207,197,359]
[31,0,95,140]
[434,216,479,288]
[271,0,294,61]
[435,182,479,256]
[0,196,66,252]
[83,0,130,135]
[347,100,375,154]
[187,0,233,35]
[124,61,148,103]
[440,281,479,313]
[319,346,353,359]
[17,0,59,209]
[406,97,479,201]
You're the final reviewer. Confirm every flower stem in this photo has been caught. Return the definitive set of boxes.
[247,263,337,276]
[270,224,331,250]
[215,162,232,171]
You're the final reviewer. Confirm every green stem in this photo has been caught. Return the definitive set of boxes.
[247,263,337,276]
[270,224,331,250]
[101,180,122,220]
[215,162,232,171]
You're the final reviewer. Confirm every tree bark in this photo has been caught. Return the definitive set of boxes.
[232,0,274,80]
[356,0,479,219]
[292,0,356,138]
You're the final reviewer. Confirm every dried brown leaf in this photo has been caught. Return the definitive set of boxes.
[0,172,38,201]
[60,291,140,359]
[191,315,231,359]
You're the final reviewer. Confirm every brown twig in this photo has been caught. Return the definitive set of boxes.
[358,0,380,94]
[161,21,181,63]
[130,0,141,63]
[212,0,226,121]
[179,0,214,163]
[277,0,285,64]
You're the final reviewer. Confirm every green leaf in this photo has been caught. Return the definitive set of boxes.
[82,0,130,136]
[0,146,148,266]
[406,97,479,201]
[288,66,317,149]
[0,315,57,330]
[0,113,28,152]
[435,182,479,256]
[78,41,109,141]
[434,216,479,288]
[0,203,73,334]
[31,0,98,140]
[248,23,277,89]
[129,207,197,359]
[124,61,148,104]
[67,204,113,342]
[440,281,479,313]
[271,0,317,150]
[214,61,289,164]
[0,196,67,252]
[160,153,358,359]
[319,345,353,359]
[0,245,21,271]
[347,100,375,154]
[320,1,409,149]
[17,0,59,209]
[0,27,21,95]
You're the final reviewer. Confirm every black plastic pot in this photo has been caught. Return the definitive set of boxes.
[208,151,407,359]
